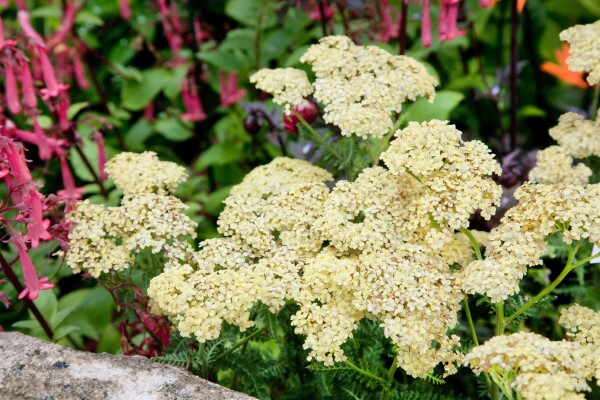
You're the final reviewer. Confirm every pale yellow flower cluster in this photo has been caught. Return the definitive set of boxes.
[528,146,591,185]
[66,153,196,277]
[300,36,438,138]
[249,68,313,110]
[105,151,188,195]
[465,332,593,400]
[149,120,502,377]
[560,305,600,385]
[548,110,600,159]
[380,120,502,233]
[250,36,437,138]
[560,20,600,85]
[464,183,600,302]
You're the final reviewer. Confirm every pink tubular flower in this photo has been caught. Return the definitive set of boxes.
[218,72,246,107]
[378,0,399,42]
[120,0,132,21]
[2,138,32,186]
[93,130,108,180]
[33,118,52,161]
[72,53,89,90]
[14,238,54,301]
[181,81,207,122]
[479,0,493,7]
[17,10,45,46]
[57,156,83,204]
[38,49,61,99]
[3,61,22,115]
[421,0,432,47]
[9,125,66,160]
[144,103,155,121]
[20,62,38,109]
[23,187,51,248]
[51,2,76,46]
[57,97,71,131]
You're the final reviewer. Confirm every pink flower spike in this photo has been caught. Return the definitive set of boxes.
[14,239,54,301]
[421,0,432,48]
[93,130,108,180]
[21,62,38,109]
[219,72,246,107]
[0,168,9,179]
[23,188,51,248]
[72,53,89,90]
[119,0,132,21]
[438,0,449,42]
[3,61,22,115]
[17,11,45,47]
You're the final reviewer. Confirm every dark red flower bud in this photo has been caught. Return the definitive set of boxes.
[243,114,262,134]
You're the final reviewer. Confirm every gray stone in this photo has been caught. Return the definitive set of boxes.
[0,332,256,400]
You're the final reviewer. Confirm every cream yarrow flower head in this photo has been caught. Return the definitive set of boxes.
[298,35,438,138]
[549,110,600,159]
[560,305,600,384]
[464,183,600,302]
[105,151,188,195]
[67,152,194,277]
[529,145,591,185]
[249,68,313,110]
[380,120,502,232]
[465,332,592,400]
[560,20,600,85]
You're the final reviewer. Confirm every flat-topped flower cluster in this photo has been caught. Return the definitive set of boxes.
[147,119,502,377]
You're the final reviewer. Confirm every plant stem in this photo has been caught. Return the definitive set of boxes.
[0,251,54,339]
[293,110,344,162]
[508,0,519,151]
[398,0,408,55]
[317,0,329,36]
[66,129,109,199]
[214,326,266,361]
[459,228,482,260]
[495,302,505,336]
[504,240,591,326]
[343,359,387,386]
[463,299,479,347]
[591,85,600,119]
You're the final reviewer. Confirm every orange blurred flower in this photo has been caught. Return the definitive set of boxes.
[541,44,590,89]
[488,0,527,13]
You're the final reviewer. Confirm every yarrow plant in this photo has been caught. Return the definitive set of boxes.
[63,19,600,400]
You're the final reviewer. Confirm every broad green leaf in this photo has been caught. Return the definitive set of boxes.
[154,117,194,141]
[197,49,253,73]
[31,290,58,324]
[194,143,245,171]
[51,306,78,329]
[76,10,105,26]
[225,0,277,28]
[125,118,153,151]
[30,5,61,19]
[403,91,465,123]
[163,66,190,100]
[121,69,171,111]
[203,186,233,216]
[578,0,600,16]
[53,326,81,341]
[67,102,90,120]
[219,29,255,51]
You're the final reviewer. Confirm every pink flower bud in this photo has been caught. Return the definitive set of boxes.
[23,188,51,248]
[37,49,60,98]
[181,81,207,122]
[57,97,71,132]
[20,62,38,109]
[17,10,45,46]
[52,2,75,45]
[72,53,89,90]
[119,0,132,21]
[144,103,155,121]
[57,156,83,204]
[14,238,55,301]
[421,0,432,48]
[3,61,22,115]
[219,72,246,107]
[93,130,108,180]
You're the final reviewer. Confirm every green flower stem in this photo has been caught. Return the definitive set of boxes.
[495,302,505,336]
[459,228,482,260]
[463,299,480,347]
[292,110,344,162]
[214,325,266,361]
[343,359,387,386]
[591,85,600,120]
[504,240,596,326]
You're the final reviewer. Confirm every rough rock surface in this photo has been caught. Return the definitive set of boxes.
[0,332,256,400]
